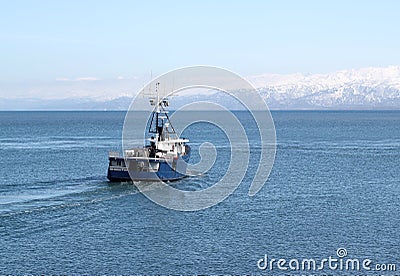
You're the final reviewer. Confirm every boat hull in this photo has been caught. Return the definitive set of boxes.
[107,152,190,182]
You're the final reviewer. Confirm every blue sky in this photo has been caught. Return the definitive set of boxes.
[1,0,399,98]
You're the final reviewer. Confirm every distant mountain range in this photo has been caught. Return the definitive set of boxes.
[0,96,133,111]
[250,65,400,109]
[1,66,399,110]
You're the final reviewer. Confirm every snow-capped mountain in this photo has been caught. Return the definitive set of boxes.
[248,66,400,109]
[1,66,399,110]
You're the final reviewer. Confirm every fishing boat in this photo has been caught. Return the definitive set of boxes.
[107,83,190,182]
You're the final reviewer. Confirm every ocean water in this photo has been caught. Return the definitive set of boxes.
[0,111,399,274]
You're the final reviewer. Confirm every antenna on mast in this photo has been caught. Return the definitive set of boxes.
[155,82,160,113]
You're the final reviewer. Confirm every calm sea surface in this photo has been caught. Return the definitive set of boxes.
[0,111,399,274]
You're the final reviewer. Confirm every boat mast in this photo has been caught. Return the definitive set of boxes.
[155,82,160,143]
[155,82,160,113]
[148,82,176,144]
